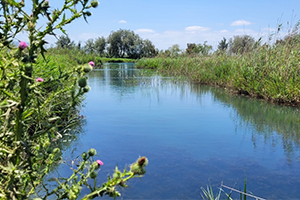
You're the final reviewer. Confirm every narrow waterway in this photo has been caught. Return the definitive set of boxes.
[57,63,300,199]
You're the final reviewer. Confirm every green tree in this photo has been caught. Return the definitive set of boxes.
[228,35,256,54]
[94,36,106,56]
[168,44,182,57]
[186,42,212,56]
[107,29,156,59]
[140,39,158,58]
[55,35,75,49]
[186,43,196,54]
[84,38,95,54]
[195,41,212,56]
[218,37,228,51]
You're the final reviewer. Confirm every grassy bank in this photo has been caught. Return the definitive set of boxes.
[46,48,136,67]
[136,44,300,106]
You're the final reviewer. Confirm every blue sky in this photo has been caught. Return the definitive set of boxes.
[24,0,300,50]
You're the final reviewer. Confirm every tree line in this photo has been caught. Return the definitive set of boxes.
[54,28,300,59]
[54,29,158,59]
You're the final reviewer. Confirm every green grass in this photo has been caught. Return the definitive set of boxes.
[45,48,137,68]
[136,44,300,106]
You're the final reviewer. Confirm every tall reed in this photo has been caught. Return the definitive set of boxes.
[136,43,300,106]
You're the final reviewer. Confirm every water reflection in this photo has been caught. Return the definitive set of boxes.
[194,84,300,162]
[75,63,300,199]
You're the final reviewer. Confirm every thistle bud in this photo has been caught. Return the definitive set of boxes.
[130,163,146,175]
[84,11,92,17]
[53,148,60,154]
[25,63,33,73]
[42,0,49,8]
[83,64,93,73]
[88,148,96,156]
[83,86,90,93]
[82,152,88,160]
[78,77,87,88]
[89,171,97,179]
[137,156,148,167]
[91,0,99,8]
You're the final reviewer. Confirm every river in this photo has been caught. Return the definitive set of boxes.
[55,63,300,199]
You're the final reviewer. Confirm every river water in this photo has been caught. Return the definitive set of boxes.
[58,63,300,199]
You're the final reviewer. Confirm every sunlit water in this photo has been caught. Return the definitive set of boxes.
[53,63,300,199]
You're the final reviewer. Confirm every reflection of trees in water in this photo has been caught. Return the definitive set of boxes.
[90,63,300,157]
[190,83,300,157]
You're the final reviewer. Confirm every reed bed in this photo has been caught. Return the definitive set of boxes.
[136,44,300,106]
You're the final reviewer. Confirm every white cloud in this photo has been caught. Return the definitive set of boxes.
[118,20,127,24]
[220,30,228,33]
[231,20,252,26]
[135,29,156,34]
[185,26,210,32]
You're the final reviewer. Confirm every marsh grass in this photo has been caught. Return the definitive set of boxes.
[136,42,300,106]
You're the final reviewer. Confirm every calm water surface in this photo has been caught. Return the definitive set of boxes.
[58,63,300,199]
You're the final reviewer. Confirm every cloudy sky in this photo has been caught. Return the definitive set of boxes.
[28,0,300,50]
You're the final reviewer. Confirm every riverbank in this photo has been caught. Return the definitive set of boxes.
[46,48,136,67]
[136,45,300,106]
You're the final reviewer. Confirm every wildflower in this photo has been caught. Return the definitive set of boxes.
[97,159,104,166]
[88,61,95,67]
[18,41,28,50]
[36,77,44,82]
[137,156,148,167]
[130,156,148,175]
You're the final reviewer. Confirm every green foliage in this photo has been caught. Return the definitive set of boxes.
[94,36,106,56]
[0,0,147,199]
[168,44,183,57]
[107,29,157,59]
[185,42,213,56]
[228,35,258,54]
[136,36,300,106]
[55,35,75,49]
[217,37,229,52]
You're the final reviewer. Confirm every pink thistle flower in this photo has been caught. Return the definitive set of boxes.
[88,61,95,67]
[36,77,44,82]
[97,159,104,166]
[18,41,28,50]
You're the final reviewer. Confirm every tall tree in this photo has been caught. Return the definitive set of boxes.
[107,29,157,58]
[186,42,212,56]
[218,37,228,51]
[168,44,182,57]
[186,43,196,54]
[140,39,158,58]
[94,36,106,56]
[84,39,95,54]
[55,35,75,49]
[228,35,256,54]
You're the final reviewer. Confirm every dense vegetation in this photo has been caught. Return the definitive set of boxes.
[52,29,158,60]
[136,32,300,106]
[0,1,147,199]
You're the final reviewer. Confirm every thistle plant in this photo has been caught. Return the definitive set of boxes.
[0,0,147,199]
